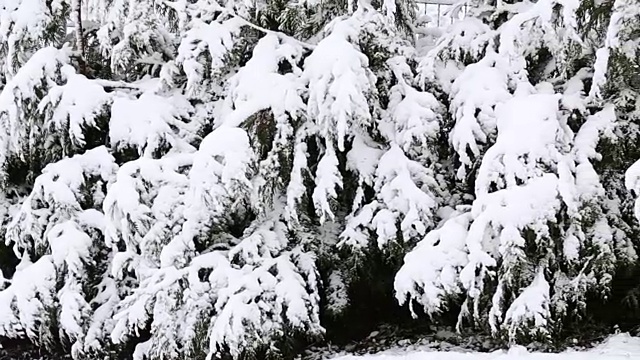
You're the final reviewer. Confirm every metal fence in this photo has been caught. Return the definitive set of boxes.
[415,0,467,27]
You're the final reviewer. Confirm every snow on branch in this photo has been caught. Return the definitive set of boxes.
[109,216,322,360]
[304,14,376,152]
[396,86,618,341]
[0,147,117,351]
[6,146,117,257]
[109,91,196,157]
[0,47,114,182]
[341,145,440,248]
[589,0,640,100]
[0,0,68,78]
[161,17,244,97]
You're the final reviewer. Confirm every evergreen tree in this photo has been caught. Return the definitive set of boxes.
[395,0,639,344]
[0,0,440,357]
[0,0,639,358]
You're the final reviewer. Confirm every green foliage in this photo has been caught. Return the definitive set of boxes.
[1,0,640,358]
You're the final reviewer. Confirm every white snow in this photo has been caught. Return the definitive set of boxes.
[386,56,441,157]
[448,54,511,178]
[93,0,174,76]
[38,67,112,147]
[285,133,310,224]
[168,18,243,96]
[107,216,323,360]
[395,78,619,340]
[0,0,65,77]
[1,0,638,358]
[6,146,117,255]
[162,126,255,267]
[221,34,305,128]
[313,148,343,223]
[304,11,375,152]
[109,91,196,156]
[327,334,640,360]
[0,46,70,168]
[395,209,471,317]
[589,0,640,100]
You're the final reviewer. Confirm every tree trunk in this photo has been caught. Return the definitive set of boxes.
[74,0,87,74]
[74,0,84,56]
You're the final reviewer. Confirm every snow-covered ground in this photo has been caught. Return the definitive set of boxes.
[327,334,640,360]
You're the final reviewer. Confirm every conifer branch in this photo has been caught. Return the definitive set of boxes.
[230,13,317,50]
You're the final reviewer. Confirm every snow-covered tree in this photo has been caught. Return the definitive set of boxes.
[3,0,640,357]
[590,0,640,106]
[396,0,639,343]
[85,0,176,79]
[0,46,112,184]
[0,0,69,80]
[0,147,117,355]
[607,0,640,325]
